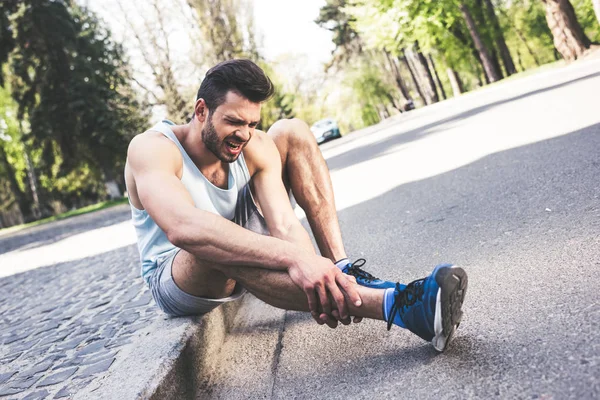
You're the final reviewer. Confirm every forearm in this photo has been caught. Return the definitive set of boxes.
[270,221,315,255]
[170,209,304,271]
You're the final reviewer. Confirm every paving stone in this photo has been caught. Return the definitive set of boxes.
[0,351,22,363]
[118,310,140,326]
[0,386,23,396]
[33,322,61,336]
[0,374,43,395]
[106,335,132,349]
[90,312,113,325]
[118,285,141,303]
[123,295,152,309]
[22,389,50,400]
[51,356,85,371]
[75,357,115,379]
[88,299,111,310]
[8,338,41,353]
[53,377,94,399]
[74,339,108,356]
[21,360,54,376]
[37,331,70,347]
[25,345,60,360]
[79,351,117,366]
[53,335,85,351]
[100,325,118,340]
[36,367,78,387]
[0,371,17,385]
[4,331,31,345]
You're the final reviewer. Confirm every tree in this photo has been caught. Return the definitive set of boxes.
[116,0,191,124]
[483,0,517,76]
[541,0,591,60]
[459,2,503,82]
[0,0,148,219]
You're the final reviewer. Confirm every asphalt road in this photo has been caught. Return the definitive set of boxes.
[2,57,598,400]
[207,58,600,399]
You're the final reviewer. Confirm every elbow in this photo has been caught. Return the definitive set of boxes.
[270,218,296,241]
[165,226,183,248]
[165,223,190,249]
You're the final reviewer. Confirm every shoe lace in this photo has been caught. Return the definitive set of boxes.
[386,278,425,331]
[345,258,377,283]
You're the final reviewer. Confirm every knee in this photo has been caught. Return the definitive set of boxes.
[267,118,317,148]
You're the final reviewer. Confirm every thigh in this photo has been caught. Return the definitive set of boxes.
[171,249,237,298]
[149,249,245,317]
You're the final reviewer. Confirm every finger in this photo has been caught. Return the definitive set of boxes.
[320,313,338,329]
[332,309,351,325]
[327,281,348,320]
[345,274,358,285]
[306,286,319,317]
[336,272,362,308]
[312,311,324,325]
[316,284,331,317]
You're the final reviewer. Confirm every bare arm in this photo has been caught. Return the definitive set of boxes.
[245,132,361,322]
[127,133,303,270]
[128,132,361,322]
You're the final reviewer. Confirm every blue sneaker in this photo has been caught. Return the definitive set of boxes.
[341,259,396,289]
[384,263,468,351]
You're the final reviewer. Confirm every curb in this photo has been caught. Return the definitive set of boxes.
[74,299,242,400]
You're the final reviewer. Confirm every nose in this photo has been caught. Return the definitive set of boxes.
[236,126,251,142]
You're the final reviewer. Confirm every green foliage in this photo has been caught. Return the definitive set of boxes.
[572,0,600,42]
[0,0,149,220]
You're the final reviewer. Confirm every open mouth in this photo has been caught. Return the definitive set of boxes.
[225,140,243,152]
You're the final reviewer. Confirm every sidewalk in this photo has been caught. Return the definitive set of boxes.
[0,205,243,399]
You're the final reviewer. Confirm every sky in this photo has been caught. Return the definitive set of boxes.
[252,0,334,65]
[85,0,334,77]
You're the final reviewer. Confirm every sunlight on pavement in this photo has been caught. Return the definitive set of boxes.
[0,220,137,278]
[322,60,600,213]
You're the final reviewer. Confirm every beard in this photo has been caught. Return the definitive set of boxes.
[201,115,241,163]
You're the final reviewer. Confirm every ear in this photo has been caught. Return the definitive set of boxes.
[194,98,208,122]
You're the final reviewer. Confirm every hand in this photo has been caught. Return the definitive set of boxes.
[288,253,362,326]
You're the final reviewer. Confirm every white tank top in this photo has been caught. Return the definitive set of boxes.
[127,120,251,284]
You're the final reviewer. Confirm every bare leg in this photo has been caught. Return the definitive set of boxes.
[267,118,346,262]
[171,249,385,320]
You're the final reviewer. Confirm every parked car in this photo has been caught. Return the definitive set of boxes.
[310,118,341,144]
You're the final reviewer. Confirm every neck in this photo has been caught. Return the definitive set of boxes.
[172,120,229,183]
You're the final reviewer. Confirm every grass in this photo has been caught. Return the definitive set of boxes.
[0,197,129,237]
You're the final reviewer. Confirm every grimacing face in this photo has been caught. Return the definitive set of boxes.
[200,92,261,163]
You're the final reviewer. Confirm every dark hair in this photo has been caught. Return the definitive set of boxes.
[196,59,275,112]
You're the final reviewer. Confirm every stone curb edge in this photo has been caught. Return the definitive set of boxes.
[73,298,243,400]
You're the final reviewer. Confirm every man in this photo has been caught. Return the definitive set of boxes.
[124,59,468,351]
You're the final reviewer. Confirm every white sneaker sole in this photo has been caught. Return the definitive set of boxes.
[431,265,468,352]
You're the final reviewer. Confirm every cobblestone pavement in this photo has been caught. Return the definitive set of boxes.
[0,205,164,399]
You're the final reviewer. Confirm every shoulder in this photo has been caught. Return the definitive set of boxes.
[127,130,182,175]
[243,129,280,176]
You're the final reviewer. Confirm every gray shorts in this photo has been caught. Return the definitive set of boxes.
[148,184,269,317]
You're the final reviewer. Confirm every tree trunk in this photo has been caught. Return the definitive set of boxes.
[541,0,591,61]
[459,3,502,82]
[446,68,464,96]
[399,52,426,105]
[513,22,542,66]
[483,0,516,76]
[0,146,29,220]
[413,42,439,104]
[384,50,412,103]
[594,0,600,26]
[427,54,446,100]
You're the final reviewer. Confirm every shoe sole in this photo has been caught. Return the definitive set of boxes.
[431,265,468,352]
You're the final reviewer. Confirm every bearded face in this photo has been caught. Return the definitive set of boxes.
[201,114,245,163]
